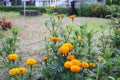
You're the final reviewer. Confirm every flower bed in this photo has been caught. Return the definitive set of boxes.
[0,6,120,80]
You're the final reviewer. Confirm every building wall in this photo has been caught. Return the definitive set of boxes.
[35,0,106,6]
[1,0,106,6]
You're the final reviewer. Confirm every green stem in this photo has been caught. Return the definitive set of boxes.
[28,65,32,79]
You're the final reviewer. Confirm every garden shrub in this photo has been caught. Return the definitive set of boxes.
[39,14,97,79]
[78,2,94,17]
[111,5,120,14]
[37,7,120,80]
[78,3,112,18]
[0,28,38,80]
[0,6,46,13]
[54,7,70,14]
[0,18,12,30]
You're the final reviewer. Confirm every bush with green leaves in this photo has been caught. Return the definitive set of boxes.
[0,28,38,80]
[79,3,112,18]
[36,6,120,80]
[0,6,46,13]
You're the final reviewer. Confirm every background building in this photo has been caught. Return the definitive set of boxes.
[0,0,106,6]
[35,0,106,6]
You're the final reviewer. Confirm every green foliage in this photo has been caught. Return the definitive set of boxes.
[0,28,4,39]
[1,4,120,80]
[54,7,70,14]
[0,6,46,13]
[110,27,120,49]
[0,28,38,80]
[1,27,19,55]
[37,7,120,80]
[39,10,98,80]
[79,3,112,18]
[0,4,117,18]
[106,0,120,5]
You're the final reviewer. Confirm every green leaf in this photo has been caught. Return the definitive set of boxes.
[108,76,115,80]
[87,78,92,80]
[117,77,120,80]
[104,50,112,58]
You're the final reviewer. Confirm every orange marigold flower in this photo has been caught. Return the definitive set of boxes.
[78,38,84,41]
[8,53,18,61]
[51,5,56,9]
[118,29,120,32]
[62,43,73,51]
[89,63,96,68]
[69,15,75,19]
[41,57,48,61]
[66,55,75,61]
[59,46,69,54]
[70,65,80,73]
[51,37,60,42]
[71,59,81,67]
[19,67,27,74]
[64,61,72,69]
[26,58,37,66]
[81,62,89,69]
[56,14,61,19]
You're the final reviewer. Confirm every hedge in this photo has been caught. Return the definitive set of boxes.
[0,6,46,13]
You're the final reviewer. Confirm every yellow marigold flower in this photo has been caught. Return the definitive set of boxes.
[66,55,75,61]
[70,65,80,73]
[56,14,61,19]
[51,5,56,9]
[51,37,60,42]
[64,61,72,69]
[81,62,89,69]
[19,67,27,74]
[62,43,73,51]
[71,59,81,67]
[26,58,37,66]
[8,53,18,61]
[89,63,96,68]
[118,29,120,32]
[78,38,84,41]
[8,68,17,76]
[8,68,20,76]
[69,15,75,19]
[41,57,48,61]
[15,68,21,75]
[59,46,69,54]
